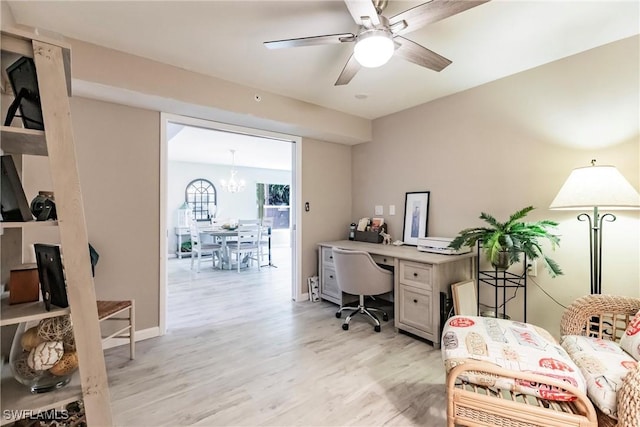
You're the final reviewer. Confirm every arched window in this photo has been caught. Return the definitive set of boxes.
[185,179,217,220]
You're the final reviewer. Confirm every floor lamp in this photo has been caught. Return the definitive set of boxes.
[549,160,640,294]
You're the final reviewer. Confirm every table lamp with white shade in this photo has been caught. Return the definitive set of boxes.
[549,159,640,294]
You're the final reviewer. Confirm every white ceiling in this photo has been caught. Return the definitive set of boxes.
[167,123,293,170]
[5,1,638,168]
[6,0,639,121]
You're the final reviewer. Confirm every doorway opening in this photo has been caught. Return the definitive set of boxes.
[159,113,302,334]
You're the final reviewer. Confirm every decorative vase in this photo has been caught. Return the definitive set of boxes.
[9,315,78,393]
[30,191,57,221]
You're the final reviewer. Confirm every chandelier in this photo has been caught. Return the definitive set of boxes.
[220,149,246,193]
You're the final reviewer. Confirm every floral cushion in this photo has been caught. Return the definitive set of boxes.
[620,309,640,360]
[442,315,586,401]
[561,335,638,419]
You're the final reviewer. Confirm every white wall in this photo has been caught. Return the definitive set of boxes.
[167,160,291,255]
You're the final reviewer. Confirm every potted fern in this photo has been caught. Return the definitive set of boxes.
[448,206,563,277]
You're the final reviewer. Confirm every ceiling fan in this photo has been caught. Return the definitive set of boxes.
[264,0,489,86]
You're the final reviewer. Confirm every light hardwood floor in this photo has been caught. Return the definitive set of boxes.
[104,249,447,426]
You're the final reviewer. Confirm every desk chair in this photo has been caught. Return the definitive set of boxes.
[189,220,222,272]
[332,247,393,332]
[97,300,135,359]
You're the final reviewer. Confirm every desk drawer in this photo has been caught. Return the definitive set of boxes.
[322,247,335,265]
[321,266,340,299]
[399,261,432,290]
[371,254,394,267]
[398,284,433,333]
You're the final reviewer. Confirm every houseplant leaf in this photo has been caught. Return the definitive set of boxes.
[449,206,563,276]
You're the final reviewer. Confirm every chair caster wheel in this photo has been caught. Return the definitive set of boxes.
[335,312,341,318]
[342,324,349,331]
[374,325,381,332]
[383,314,389,321]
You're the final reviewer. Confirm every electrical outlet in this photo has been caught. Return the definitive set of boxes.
[527,261,537,277]
[375,205,383,215]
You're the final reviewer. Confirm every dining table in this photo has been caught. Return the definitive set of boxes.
[198,226,240,270]
[199,225,272,270]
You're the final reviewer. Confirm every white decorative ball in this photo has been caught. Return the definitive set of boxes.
[27,341,64,371]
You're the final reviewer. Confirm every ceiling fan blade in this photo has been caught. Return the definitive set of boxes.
[264,33,355,49]
[389,0,490,36]
[335,54,361,86]
[343,0,380,26]
[394,36,451,72]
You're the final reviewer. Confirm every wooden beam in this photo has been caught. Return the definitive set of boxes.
[33,39,113,426]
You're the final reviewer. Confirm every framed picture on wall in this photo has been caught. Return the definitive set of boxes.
[402,191,430,246]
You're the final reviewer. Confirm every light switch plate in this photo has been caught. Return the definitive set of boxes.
[389,205,396,215]
[374,205,383,215]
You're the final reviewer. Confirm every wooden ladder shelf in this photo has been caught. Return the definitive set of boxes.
[1,28,113,426]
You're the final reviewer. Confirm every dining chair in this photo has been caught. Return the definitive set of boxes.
[237,220,261,248]
[259,218,273,267]
[237,219,273,266]
[227,224,261,272]
[189,220,222,272]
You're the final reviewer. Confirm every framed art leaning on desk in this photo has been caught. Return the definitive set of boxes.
[402,191,430,245]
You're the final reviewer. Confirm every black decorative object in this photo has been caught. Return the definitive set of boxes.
[30,191,57,221]
[34,244,68,311]
[89,243,99,277]
[1,155,33,222]
[4,56,44,130]
[355,223,387,243]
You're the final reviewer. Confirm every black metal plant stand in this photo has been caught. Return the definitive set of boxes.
[260,225,277,268]
[476,242,527,322]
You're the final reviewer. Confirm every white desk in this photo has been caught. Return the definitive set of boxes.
[318,240,476,348]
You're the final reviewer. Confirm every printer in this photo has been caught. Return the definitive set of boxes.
[417,237,471,255]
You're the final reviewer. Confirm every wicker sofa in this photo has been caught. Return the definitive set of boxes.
[443,294,640,427]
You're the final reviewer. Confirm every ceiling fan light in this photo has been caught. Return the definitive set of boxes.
[353,30,394,68]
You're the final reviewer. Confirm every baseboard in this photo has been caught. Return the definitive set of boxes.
[102,326,160,350]
[297,292,310,302]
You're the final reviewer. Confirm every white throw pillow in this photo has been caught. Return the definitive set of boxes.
[620,309,640,360]
[561,335,637,418]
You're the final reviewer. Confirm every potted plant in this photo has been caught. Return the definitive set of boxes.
[448,206,563,277]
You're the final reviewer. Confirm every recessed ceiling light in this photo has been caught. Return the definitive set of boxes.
[355,94,368,100]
